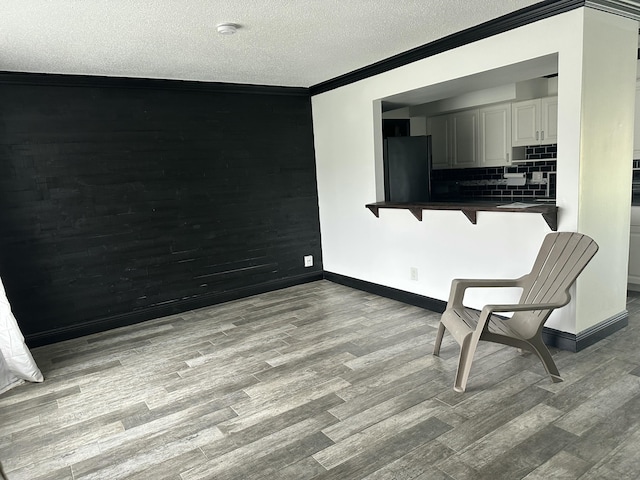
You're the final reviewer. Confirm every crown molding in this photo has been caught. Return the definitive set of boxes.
[310,0,585,96]
[585,0,640,20]
[310,0,640,96]
[0,71,310,97]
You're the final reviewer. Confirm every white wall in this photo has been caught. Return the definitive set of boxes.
[574,9,637,331]
[312,8,636,335]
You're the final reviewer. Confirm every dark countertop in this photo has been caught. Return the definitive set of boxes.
[365,201,558,230]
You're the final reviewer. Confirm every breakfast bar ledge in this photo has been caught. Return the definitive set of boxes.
[365,201,558,231]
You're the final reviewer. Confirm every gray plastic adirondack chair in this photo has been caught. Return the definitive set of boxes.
[433,232,598,393]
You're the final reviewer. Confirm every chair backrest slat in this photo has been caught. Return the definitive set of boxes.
[519,232,598,307]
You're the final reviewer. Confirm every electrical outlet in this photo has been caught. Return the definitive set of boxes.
[410,267,418,281]
[532,171,543,183]
[304,255,313,267]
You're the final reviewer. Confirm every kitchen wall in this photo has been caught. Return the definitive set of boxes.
[432,156,557,202]
[0,74,322,346]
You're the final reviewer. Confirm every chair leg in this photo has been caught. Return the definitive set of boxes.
[433,323,445,356]
[454,333,479,393]
[528,336,562,383]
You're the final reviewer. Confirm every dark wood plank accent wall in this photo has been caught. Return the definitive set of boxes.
[0,74,322,346]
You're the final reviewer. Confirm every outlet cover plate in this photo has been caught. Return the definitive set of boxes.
[410,267,418,281]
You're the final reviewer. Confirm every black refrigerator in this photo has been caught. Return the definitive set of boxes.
[384,135,432,203]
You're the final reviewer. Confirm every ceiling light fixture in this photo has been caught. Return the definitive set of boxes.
[216,23,239,35]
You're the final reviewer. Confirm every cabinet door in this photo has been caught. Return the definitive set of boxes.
[634,84,640,159]
[512,99,539,147]
[451,109,478,168]
[479,103,511,167]
[427,115,450,169]
[541,96,558,144]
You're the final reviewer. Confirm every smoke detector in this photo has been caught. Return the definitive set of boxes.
[216,23,239,35]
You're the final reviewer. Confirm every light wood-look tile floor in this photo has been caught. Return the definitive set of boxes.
[2,280,640,479]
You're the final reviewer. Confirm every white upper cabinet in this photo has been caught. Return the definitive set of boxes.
[427,110,478,169]
[427,96,555,169]
[512,96,558,147]
[450,109,479,169]
[479,103,512,167]
[427,114,451,170]
[511,99,538,147]
[541,96,558,144]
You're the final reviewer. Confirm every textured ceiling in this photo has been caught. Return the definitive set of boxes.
[1,1,546,87]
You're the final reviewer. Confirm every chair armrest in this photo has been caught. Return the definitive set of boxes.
[447,277,526,307]
[452,278,524,288]
[483,301,567,314]
[470,300,569,340]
